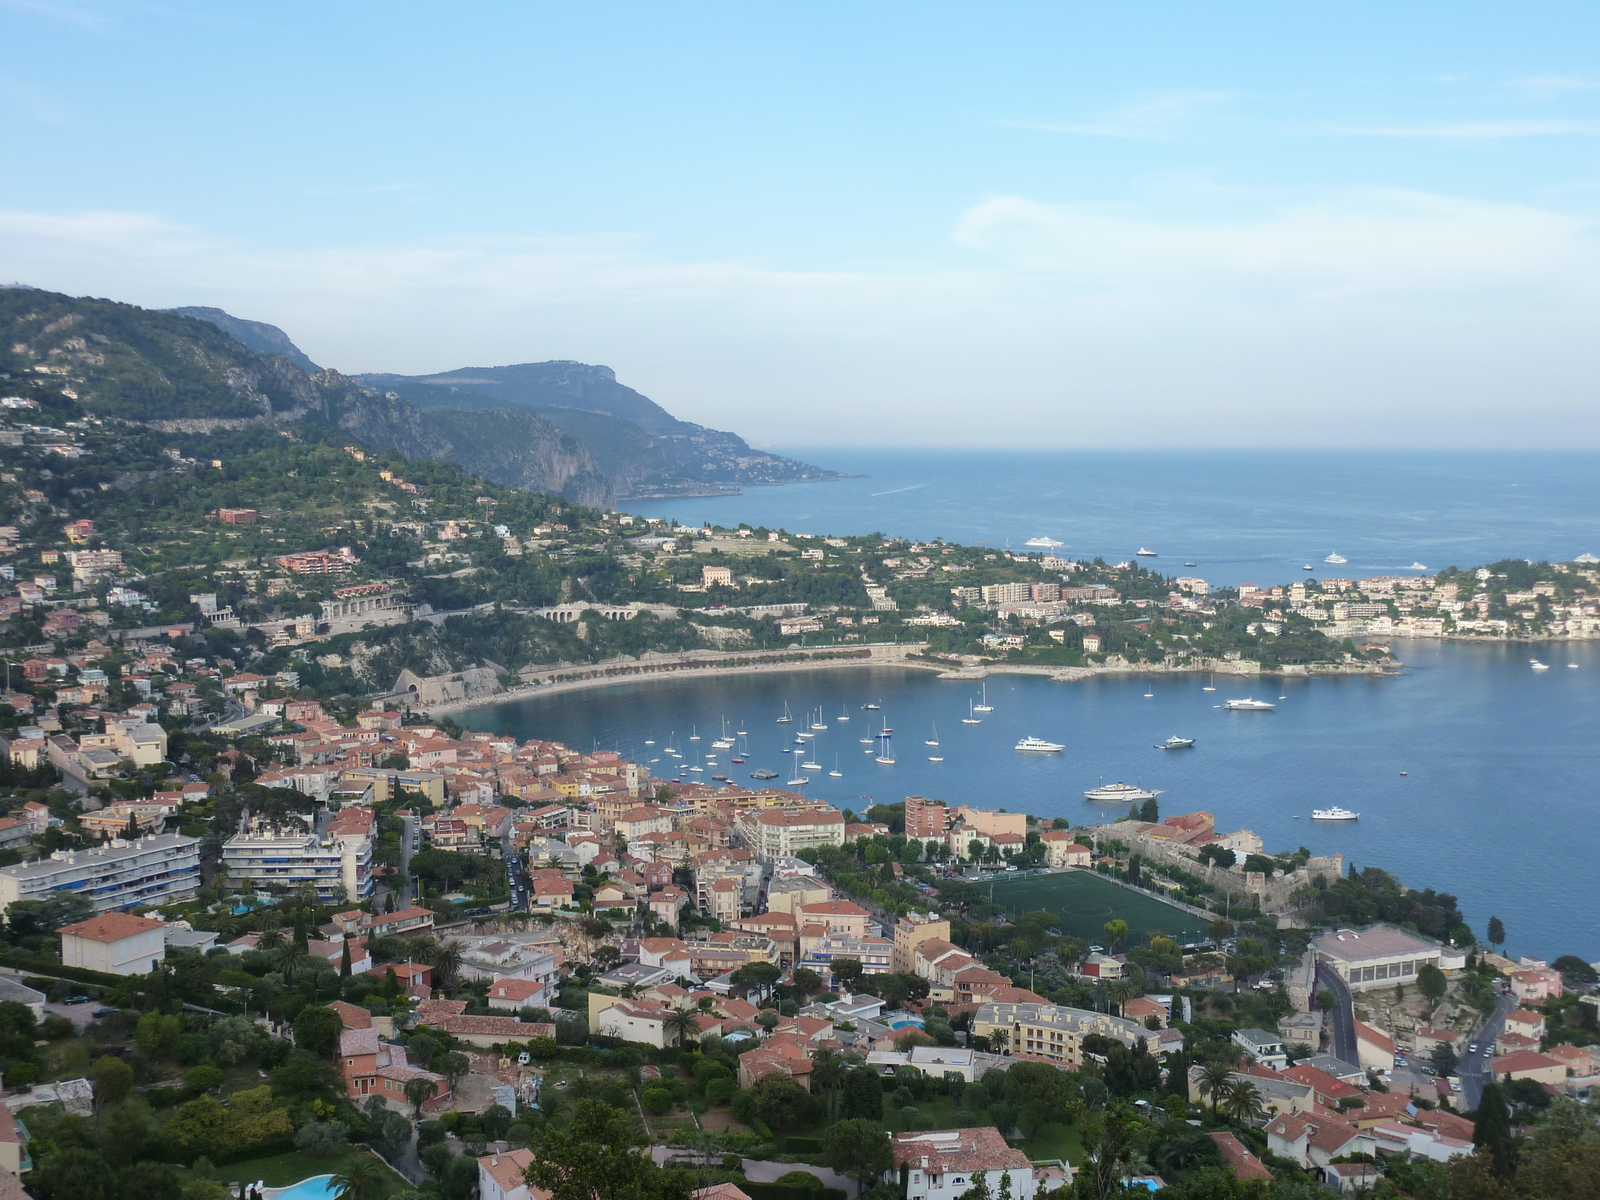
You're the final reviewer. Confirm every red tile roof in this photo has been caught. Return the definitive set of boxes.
[58,911,164,943]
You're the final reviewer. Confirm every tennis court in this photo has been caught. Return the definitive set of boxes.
[983,870,1211,946]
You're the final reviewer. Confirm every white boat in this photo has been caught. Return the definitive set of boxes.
[1137,548,1158,557]
[1202,673,1215,692]
[1224,698,1275,711]
[1530,660,1550,671]
[961,700,981,724]
[1158,736,1195,750]
[1025,536,1063,548]
[925,722,939,747]
[1302,564,1314,571]
[1568,663,1580,669]
[643,737,655,745]
[1576,553,1600,565]
[829,755,842,778]
[786,775,810,786]
[859,737,874,744]
[801,757,822,771]
[810,708,828,730]
[1311,806,1359,821]
[876,742,896,765]
[1410,562,1428,571]
[974,683,993,713]
[1084,781,1161,802]
[797,730,815,739]
[1015,736,1065,752]
[864,701,881,710]
[689,726,700,741]
[1325,552,1347,565]
[837,705,850,722]
[928,755,944,762]
[777,702,794,724]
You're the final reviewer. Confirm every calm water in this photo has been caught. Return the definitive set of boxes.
[626,449,1600,588]
[462,639,1600,960]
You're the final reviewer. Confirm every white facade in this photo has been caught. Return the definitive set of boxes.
[0,834,200,914]
[477,1149,536,1200]
[60,912,167,975]
[222,820,373,902]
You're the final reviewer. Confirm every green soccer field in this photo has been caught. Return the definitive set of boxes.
[982,870,1211,946]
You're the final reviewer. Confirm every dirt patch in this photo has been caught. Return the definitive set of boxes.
[697,1109,752,1135]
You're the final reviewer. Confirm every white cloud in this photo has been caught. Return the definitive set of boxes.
[1001,90,1229,140]
[1332,119,1600,139]
[0,195,1596,449]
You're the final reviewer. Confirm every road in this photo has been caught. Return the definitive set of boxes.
[1316,962,1359,1067]
[1457,990,1515,1109]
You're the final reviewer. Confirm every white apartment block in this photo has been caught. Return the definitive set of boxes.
[742,806,845,859]
[0,833,200,914]
[222,819,374,902]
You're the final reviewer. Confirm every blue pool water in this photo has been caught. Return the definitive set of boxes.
[266,1176,337,1200]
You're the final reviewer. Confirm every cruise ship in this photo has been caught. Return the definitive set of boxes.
[1014,736,1065,753]
[1084,782,1161,802]
[1324,552,1347,565]
[1025,536,1064,549]
[1311,806,1358,821]
[1224,698,1275,711]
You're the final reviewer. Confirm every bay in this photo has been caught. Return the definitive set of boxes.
[623,448,1600,588]
[460,637,1600,961]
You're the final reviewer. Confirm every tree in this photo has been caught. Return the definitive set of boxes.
[257,929,286,952]
[405,1075,438,1117]
[297,1119,350,1158]
[832,957,863,991]
[1417,963,1448,1004]
[527,1098,691,1200]
[425,939,467,989]
[1485,916,1505,951]
[340,938,353,977]
[1198,1062,1235,1118]
[293,1005,345,1058]
[277,941,309,984]
[1079,1110,1137,1200]
[840,1063,884,1121]
[30,1147,114,1200]
[732,960,781,1001]
[792,967,823,994]
[91,1054,134,1109]
[1208,917,1234,942]
[1473,1081,1516,1179]
[987,1027,1010,1055]
[809,1048,844,1120]
[440,1051,471,1090]
[1137,797,1159,823]
[331,1158,384,1200]
[663,1008,700,1047]
[1223,1079,1264,1125]
[1431,1043,1458,1078]
[752,1074,823,1131]
[1102,920,1129,952]
[1107,979,1138,1017]
[822,1119,893,1189]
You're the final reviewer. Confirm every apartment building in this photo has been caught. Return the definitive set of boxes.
[222,818,374,903]
[971,1001,1144,1068]
[893,912,952,974]
[742,806,845,859]
[0,834,200,914]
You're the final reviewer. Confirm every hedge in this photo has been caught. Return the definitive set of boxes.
[0,951,122,988]
[741,1184,847,1200]
[784,1136,823,1155]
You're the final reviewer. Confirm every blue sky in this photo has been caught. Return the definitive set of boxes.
[2,2,1597,447]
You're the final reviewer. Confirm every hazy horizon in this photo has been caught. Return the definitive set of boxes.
[3,3,1597,449]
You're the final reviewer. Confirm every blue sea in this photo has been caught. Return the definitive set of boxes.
[464,450,1600,961]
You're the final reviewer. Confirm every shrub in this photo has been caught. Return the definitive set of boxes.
[294,1120,349,1158]
[705,1077,737,1104]
[642,1087,675,1114]
[185,1064,224,1091]
[775,1171,824,1189]
[417,1120,447,1148]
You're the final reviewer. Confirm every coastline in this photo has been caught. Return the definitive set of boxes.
[401,641,1401,716]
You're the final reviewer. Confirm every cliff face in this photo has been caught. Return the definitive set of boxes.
[167,306,322,373]
[0,289,614,507]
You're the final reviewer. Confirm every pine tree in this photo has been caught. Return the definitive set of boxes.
[1473,1081,1516,1179]
[1486,916,1506,950]
[340,937,352,977]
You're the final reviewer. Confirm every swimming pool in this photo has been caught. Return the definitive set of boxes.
[263,1174,338,1200]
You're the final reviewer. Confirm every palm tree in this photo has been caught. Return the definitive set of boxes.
[1224,1079,1265,1126]
[988,1028,1010,1055]
[422,939,466,990]
[277,941,308,985]
[257,929,286,953]
[809,1048,843,1120]
[331,1157,382,1200]
[663,1008,700,1048]
[1107,979,1138,1018]
[1198,1061,1235,1118]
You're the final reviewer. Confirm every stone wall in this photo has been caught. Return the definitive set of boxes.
[1093,825,1343,915]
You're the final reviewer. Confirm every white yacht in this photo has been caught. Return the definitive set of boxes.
[1311,806,1359,821]
[1324,552,1347,565]
[1015,736,1065,752]
[876,741,896,766]
[962,700,981,724]
[1158,736,1195,750]
[777,702,794,724]
[1137,548,1158,557]
[1409,562,1428,571]
[786,774,810,786]
[1025,536,1064,548]
[974,683,993,713]
[837,705,850,722]
[925,722,939,747]
[1530,660,1550,671]
[1084,782,1160,802]
[1224,698,1275,711]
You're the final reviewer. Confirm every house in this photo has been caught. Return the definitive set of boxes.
[1354,1020,1396,1072]
[891,1128,1038,1200]
[1120,996,1167,1029]
[416,1012,554,1049]
[1413,1028,1460,1057]
[486,978,548,1013]
[648,886,690,928]
[972,1001,1144,1068]
[1073,953,1124,981]
[892,912,951,975]
[58,911,167,975]
[1036,831,1092,868]
[1490,1049,1567,1086]
[1265,1112,1381,1170]
[1503,1009,1547,1041]
[596,999,674,1048]
[1322,1163,1381,1195]
[0,1104,29,1178]
[478,1150,545,1200]
[1548,1044,1592,1077]
[1233,1029,1290,1071]
[1510,967,1563,1004]
[1207,1131,1272,1182]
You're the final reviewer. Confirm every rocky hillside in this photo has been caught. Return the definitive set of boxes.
[168,306,322,373]
[0,288,614,507]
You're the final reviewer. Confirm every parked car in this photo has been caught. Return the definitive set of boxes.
[92,1006,120,1018]
[64,995,90,1005]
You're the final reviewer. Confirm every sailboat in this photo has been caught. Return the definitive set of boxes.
[829,755,843,778]
[925,722,940,747]
[1202,674,1216,692]
[689,725,701,741]
[801,752,822,771]
[811,708,828,731]
[688,749,704,773]
[712,718,735,749]
[786,772,810,785]
[928,752,943,762]
[731,734,748,764]
[974,683,993,713]
[961,699,981,725]
[1143,681,1154,698]
[876,736,896,766]
[644,735,656,745]
[777,702,794,724]
[837,705,850,722]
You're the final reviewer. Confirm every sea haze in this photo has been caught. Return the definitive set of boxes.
[462,639,1600,962]
[623,449,1600,588]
